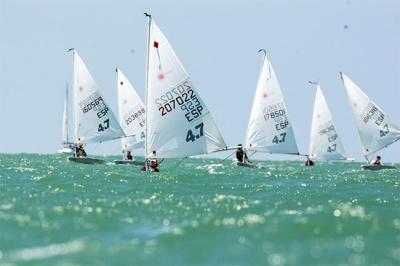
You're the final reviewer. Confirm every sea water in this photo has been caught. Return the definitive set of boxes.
[0,153,399,266]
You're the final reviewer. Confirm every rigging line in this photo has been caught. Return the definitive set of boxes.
[247,150,257,160]
[218,150,236,164]
[364,155,370,165]
[172,157,187,171]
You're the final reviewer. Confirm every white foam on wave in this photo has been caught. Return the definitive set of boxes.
[195,164,224,174]
[5,240,85,261]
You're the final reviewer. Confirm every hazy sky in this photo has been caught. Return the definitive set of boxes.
[0,0,399,162]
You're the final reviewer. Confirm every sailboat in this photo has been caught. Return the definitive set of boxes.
[58,84,74,154]
[243,50,300,167]
[308,83,347,161]
[114,68,146,165]
[143,14,227,170]
[340,72,400,170]
[68,49,125,164]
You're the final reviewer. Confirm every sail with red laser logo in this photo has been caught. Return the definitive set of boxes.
[244,51,299,155]
[145,18,227,158]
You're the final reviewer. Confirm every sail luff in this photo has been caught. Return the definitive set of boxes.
[145,13,152,161]
[244,51,268,147]
[308,85,318,157]
[340,72,366,157]
[72,50,78,143]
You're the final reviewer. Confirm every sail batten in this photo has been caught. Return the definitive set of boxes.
[244,53,299,155]
[308,85,347,161]
[341,73,400,159]
[145,19,227,158]
[72,50,124,144]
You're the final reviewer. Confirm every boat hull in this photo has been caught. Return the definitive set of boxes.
[68,157,106,165]
[236,162,268,169]
[362,165,396,171]
[58,147,74,154]
[114,160,144,166]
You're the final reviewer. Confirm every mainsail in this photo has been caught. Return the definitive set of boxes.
[145,17,227,158]
[341,73,400,159]
[309,85,347,160]
[244,51,299,155]
[72,50,124,144]
[116,68,145,151]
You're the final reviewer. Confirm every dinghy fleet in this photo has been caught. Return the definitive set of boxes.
[59,14,400,171]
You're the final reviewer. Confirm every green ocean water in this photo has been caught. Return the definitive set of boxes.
[0,154,399,266]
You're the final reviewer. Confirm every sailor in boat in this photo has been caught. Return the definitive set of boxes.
[236,144,249,163]
[305,155,314,166]
[141,150,160,172]
[75,144,87,158]
[125,151,133,161]
[370,155,382,165]
[149,159,160,172]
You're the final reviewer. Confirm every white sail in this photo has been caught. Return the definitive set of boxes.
[309,85,347,160]
[244,52,299,155]
[145,18,227,158]
[116,68,145,151]
[72,50,124,144]
[341,73,400,158]
[62,84,69,146]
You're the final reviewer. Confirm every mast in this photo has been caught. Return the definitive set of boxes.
[62,83,69,146]
[307,81,318,159]
[144,13,151,163]
[67,48,75,155]
[116,67,124,160]
[258,49,267,76]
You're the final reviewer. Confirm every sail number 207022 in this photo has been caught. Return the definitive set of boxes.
[155,80,205,122]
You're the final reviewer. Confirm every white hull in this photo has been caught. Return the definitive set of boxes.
[58,147,74,154]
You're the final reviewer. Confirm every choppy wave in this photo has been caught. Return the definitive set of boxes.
[0,153,399,265]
